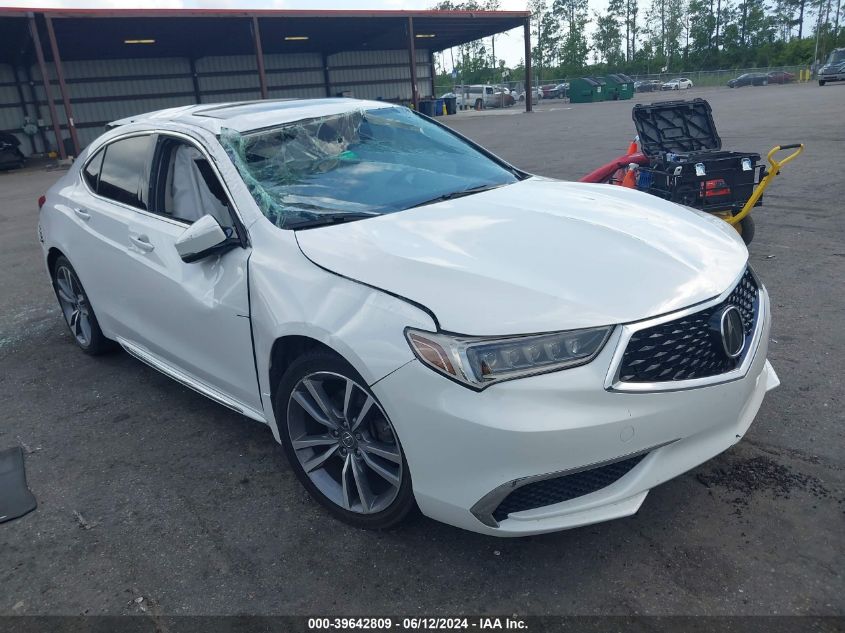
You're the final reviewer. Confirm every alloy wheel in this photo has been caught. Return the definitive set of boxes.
[55,265,93,347]
[286,371,403,514]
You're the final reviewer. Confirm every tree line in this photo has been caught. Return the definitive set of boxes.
[433,0,843,84]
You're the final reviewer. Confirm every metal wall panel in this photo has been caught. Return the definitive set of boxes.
[0,63,30,154]
[27,57,197,153]
[0,64,16,82]
[195,55,257,73]
[264,52,322,70]
[29,57,191,81]
[327,49,432,101]
[268,86,326,99]
[264,52,324,91]
[6,45,436,156]
[197,73,260,92]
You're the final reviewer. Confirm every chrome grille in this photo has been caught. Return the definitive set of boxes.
[618,268,759,383]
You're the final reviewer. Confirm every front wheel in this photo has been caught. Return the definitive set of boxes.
[818,80,826,86]
[275,350,415,530]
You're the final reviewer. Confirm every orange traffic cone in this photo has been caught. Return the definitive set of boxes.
[621,163,638,188]
[626,136,639,155]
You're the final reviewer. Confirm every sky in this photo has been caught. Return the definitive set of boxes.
[0,0,606,69]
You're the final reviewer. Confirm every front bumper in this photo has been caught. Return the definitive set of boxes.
[373,289,777,536]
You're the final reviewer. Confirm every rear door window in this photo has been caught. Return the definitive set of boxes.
[98,135,154,209]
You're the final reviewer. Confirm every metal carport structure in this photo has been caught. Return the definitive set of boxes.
[0,8,533,159]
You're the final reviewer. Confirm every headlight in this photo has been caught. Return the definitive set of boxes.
[405,326,613,389]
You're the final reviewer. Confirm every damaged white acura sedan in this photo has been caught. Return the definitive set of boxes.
[39,99,779,535]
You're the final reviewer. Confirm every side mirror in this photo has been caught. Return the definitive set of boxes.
[175,214,236,263]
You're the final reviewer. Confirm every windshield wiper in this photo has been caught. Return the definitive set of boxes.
[287,212,379,230]
[407,183,507,210]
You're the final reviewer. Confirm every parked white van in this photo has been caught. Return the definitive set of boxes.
[460,85,499,109]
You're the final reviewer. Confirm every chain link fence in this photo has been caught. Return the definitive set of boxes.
[435,65,810,100]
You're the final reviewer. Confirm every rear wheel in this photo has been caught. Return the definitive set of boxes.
[275,350,414,530]
[51,256,112,355]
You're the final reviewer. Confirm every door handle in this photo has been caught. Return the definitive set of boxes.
[129,234,155,253]
[73,207,90,221]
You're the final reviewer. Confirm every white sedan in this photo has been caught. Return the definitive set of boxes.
[662,77,694,90]
[38,98,778,536]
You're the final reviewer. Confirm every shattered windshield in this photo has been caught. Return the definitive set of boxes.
[219,106,519,229]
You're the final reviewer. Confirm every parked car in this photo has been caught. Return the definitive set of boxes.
[493,87,515,107]
[0,131,25,170]
[439,92,464,108]
[727,72,769,88]
[637,79,663,92]
[552,82,569,98]
[39,98,778,536]
[818,48,845,85]
[766,71,795,84]
[516,87,543,102]
[541,83,568,99]
[662,78,693,90]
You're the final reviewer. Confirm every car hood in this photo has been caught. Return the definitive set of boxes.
[295,178,748,335]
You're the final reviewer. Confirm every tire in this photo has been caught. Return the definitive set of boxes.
[51,256,112,355]
[736,216,755,245]
[475,98,483,111]
[818,80,825,86]
[275,349,415,530]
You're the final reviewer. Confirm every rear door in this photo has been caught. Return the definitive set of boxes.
[66,133,156,338]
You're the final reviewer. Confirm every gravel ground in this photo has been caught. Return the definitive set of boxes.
[0,82,843,618]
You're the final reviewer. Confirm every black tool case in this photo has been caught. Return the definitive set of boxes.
[632,99,762,213]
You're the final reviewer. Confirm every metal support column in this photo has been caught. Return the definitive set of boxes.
[44,15,80,156]
[322,52,332,97]
[251,17,269,99]
[429,50,436,101]
[189,58,202,103]
[28,14,66,159]
[12,65,37,155]
[523,18,533,113]
[407,17,419,109]
[23,64,50,154]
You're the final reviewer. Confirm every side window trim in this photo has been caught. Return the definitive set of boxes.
[81,131,155,213]
[148,130,248,247]
[80,145,106,195]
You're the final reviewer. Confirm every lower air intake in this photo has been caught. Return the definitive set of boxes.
[492,453,648,522]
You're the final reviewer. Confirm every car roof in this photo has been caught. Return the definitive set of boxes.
[107,98,398,134]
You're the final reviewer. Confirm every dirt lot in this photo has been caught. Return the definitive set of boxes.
[1,82,843,617]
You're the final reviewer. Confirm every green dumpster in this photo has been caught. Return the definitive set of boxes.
[569,76,607,103]
[603,73,635,100]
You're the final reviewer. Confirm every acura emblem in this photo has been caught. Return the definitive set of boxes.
[719,306,745,359]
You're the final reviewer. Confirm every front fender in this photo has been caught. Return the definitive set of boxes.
[248,225,436,442]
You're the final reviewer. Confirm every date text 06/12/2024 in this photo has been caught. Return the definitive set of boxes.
[307,617,528,630]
